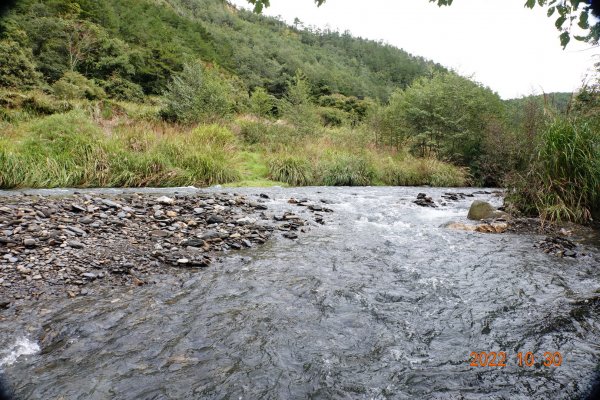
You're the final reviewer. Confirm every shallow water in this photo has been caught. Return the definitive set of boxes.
[1,186,599,399]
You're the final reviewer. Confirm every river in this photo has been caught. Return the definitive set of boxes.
[1,186,599,399]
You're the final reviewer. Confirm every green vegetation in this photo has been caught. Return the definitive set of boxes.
[1,0,599,226]
[507,117,600,224]
[0,110,240,188]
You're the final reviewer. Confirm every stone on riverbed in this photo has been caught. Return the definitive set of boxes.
[441,221,509,233]
[467,200,508,220]
[413,193,437,208]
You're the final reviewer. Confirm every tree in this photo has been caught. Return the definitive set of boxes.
[249,87,275,117]
[161,62,234,124]
[0,40,41,89]
[378,72,505,173]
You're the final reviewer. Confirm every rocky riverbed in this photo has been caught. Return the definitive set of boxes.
[0,191,328,306]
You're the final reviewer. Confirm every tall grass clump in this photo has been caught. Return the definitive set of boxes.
[319,153,376,186]
[507,117,600,223]
[108,123,240,187]
[0,113,241,188]
[378,157,468,187]
[268,155,313,186]
[237,118,298,149]
[10,110,107,187]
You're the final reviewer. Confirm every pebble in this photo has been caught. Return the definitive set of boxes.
[67,240,85,249]
[0,192,319,302]
[102,199,122,208]
[79,217,94,224]
[207,215,224,224]
[157,196,175,205]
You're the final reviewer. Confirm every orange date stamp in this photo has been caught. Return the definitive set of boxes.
[469,351,563,367]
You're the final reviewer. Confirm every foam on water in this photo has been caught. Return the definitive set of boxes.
[0,337,40,368]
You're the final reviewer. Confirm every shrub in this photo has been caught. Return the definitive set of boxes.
[249,87,275,117]
[319,107,347,127]
[279,71,321,136]
[53,71,106,100]
[161,63,234,124]
[0,90,72,118]
[102,75,145,102]
[21,92,73,115]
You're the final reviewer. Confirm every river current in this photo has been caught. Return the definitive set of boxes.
[1,186,599,399]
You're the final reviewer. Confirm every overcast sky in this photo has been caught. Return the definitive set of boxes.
[230,0,599,99]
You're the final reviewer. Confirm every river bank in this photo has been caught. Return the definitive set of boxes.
[0,189,331,307]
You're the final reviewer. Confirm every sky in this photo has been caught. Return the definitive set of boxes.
[230,0,599,99]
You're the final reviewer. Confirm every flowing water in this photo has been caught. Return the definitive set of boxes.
[1,187,599,399]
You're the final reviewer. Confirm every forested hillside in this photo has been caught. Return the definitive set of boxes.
[0,0,442,99]
[0,0,598,224]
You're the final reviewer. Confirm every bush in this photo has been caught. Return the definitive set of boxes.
[507,117,600,223]
[249,87,275,117]
[102,75,145,102]
[161,63,234,124]
[268,155,313,186]
[319,107,347,127]
[319,153,376,186]
[0,90,72,118]
[21,92,73,115]
[279,71,321,136]
[53,71,106,100]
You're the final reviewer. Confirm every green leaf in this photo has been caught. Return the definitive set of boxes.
[560,32,571,48]
[547,7,555,17]
[555,15,567,29]
[578,11,589,29]
[525,0,536,9]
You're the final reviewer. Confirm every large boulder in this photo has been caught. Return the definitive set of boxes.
[467,200,507,220]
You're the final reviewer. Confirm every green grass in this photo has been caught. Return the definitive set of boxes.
[376,156,468,187]
[268,154,314,186]
[319,153,376,186]
[223,179,288,187]
[0,111,241,189]
[235,150,270,181]
[1,99,474,190]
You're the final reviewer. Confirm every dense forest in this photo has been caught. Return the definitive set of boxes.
[0,0,598,223]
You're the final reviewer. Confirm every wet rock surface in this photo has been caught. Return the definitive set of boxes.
[413,193,437,208]
[535,236,579,258]
[0,192,325,303]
